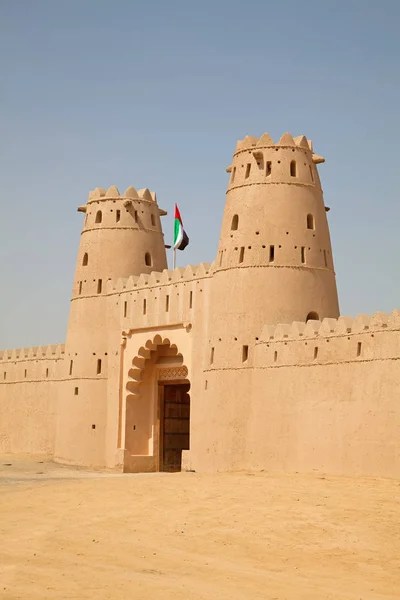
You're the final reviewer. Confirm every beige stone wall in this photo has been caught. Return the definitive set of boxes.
[104,264,211,470]
[188,311,400,478]
[0,345,64,455]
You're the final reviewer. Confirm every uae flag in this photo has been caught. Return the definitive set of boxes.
[174,204,189,251]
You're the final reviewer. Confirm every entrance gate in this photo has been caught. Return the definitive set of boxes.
[158,382,190,472]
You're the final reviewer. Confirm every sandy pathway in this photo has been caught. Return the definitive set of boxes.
[0,460,399,599]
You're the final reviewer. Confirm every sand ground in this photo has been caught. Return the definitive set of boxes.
[0,457,399,600]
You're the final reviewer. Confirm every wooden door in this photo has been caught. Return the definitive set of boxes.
[162,383,190,472]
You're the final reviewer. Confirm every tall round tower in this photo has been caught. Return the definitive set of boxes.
[54,185,168,466]
[196,132,340,470]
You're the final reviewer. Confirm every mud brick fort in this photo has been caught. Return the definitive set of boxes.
[1,131,399,476]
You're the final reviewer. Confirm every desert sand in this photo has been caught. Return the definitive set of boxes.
[0,458,399,600]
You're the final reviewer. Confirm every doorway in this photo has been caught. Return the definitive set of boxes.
[158,382,190,472]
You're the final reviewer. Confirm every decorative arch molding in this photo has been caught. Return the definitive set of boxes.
[126,333,189,401]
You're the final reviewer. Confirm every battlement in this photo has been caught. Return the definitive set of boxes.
[226,132,325,189]
[87,186,157,203]
[234,132,314,153]
[255,310,400,370]
[0,344,65,363]
[107,263,212,294]
[260,311,399,342]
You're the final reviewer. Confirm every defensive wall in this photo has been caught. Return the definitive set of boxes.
[0,345,64,455]
[187,310,400,478]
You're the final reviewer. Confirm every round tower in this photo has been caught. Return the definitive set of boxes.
[197,132,340,470]
[54,185,168,466]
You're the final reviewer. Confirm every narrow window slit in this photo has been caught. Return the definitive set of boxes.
[231,214,239,230]
[269,245,275,262]
[242,345,249,362]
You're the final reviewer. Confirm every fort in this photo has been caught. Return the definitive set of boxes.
[1,131,399,477]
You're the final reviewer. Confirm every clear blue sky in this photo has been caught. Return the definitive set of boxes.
[1,0,399,348]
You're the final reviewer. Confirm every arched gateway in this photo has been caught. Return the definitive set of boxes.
[121,334,190,473]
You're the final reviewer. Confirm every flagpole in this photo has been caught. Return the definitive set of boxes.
[173,202,176,269]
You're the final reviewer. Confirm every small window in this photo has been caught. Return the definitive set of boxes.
[92,424,96,430]
[151,214,156,226]
[79,281,82,295]
[307,214,315,230]
[266,161,272,177]
[242,345,249,362]
[210,347,214,365]
[145,252,152,267]
[306,311,319,322]
[323,250,328,267]
[230,166,236,183]
[116,210,121,222]
[69,360,73,376]
[97,279,102,294]
[231,214,239,231]
[189,290,193,309]
[314,347,319,360]
[309,165,314,182]
[46,368,49,378]
[74,387,79,396]
[219,250,223,266]
[97,359,102,375]
[301,246,306,264]
[143,299,147,315]
[165,295,169,312]
[134,210,138,222]
[24,369,27,378]
[239,247,245,263]
[269,245,275,262]
[245,164,251,179]
[124,301,127,318]
[95,210,102,224]
[274,351,278,363]
[290,160,297,177]
[3,372,6,380]
[82,253,88,266]
[357,342,362,357]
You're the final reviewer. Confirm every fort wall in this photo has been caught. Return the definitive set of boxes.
[188,311,400,478]
[0,345,64,455]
